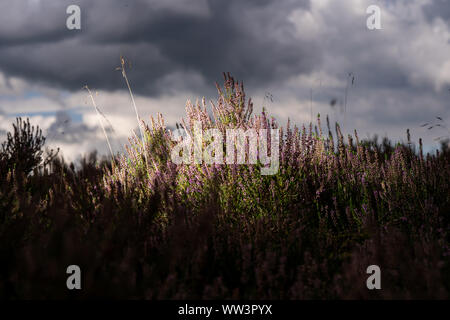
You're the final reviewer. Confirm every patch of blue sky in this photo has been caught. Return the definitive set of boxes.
[23,91,42,99]
[0,90,41,101]
[11,108,88,123]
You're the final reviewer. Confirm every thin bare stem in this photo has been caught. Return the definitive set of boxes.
[310,88,313,124]
[119,57,144,140]
[343,73,354,135]
[84,85,115,162]
[117,56,148,168]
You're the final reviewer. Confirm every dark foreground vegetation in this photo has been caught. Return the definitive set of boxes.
[0,75,449,299]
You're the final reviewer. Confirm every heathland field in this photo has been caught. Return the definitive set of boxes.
[0,75,449,299]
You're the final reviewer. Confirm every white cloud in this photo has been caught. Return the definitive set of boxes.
[278,0,450,150]
[1,0,450,161]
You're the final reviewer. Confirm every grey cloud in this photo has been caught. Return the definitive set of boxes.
[0,0,315,96]
[423,0,450,23]
[1,0,449,158]
[46,110,105,144]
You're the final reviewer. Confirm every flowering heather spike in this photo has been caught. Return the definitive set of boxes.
[317,113,323,137]
[354,129,359,145]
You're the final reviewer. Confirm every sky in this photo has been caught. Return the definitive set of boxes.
[0,0,449,161]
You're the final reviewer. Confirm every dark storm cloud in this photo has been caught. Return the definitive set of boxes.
[423,0,450,24]
[0,0,316,96]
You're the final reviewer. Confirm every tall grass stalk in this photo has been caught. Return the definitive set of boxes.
[310,88,313,124]
[310,79,321,125]
[84,85,115,162]
[117,56,148,170]
[343,72,355,135]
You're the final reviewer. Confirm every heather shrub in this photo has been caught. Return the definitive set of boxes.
[0,117,57,177]
[0,74,449,299]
